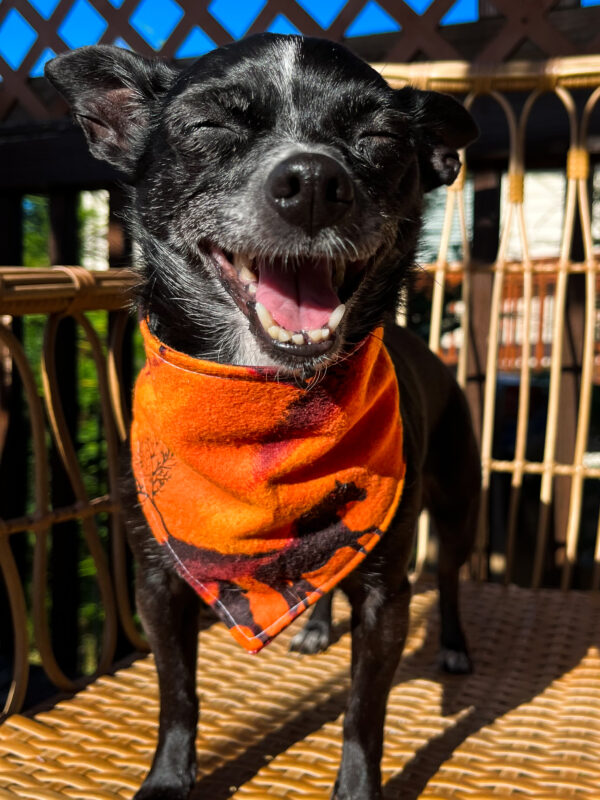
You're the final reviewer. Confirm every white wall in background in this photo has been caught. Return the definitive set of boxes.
[501,171,565,261]
[80,190,109,271]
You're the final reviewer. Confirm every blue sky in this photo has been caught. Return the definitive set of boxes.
[0,0,483,76]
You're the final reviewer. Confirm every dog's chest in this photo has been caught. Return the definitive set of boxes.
[131,322,405,652]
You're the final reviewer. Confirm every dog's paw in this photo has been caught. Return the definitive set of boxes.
[331,780,382,800]
[134,781,193,800]
[438,647,473,675]
[289,619,331,654]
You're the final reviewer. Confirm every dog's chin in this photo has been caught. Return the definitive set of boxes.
[200,241,375,375]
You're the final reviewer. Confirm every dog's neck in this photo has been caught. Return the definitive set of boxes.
[132,209,418,376]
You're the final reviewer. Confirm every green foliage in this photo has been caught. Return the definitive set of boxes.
[23,195,50,267]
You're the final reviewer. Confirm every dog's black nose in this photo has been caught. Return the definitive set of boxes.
[266,153,354,233]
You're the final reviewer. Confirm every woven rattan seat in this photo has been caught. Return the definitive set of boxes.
[1,581,599,799]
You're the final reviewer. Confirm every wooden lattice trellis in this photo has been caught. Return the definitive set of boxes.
[1,0,600,123]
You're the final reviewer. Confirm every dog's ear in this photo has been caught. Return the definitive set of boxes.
[398,88,478,192]
[45,45,177,175]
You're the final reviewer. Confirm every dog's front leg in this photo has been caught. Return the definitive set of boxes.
[333,574,411,800]
[134,566,200,800]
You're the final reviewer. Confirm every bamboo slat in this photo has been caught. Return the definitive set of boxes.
[0,267,136,315]
[532,90,580,589]
[561,86,600,591]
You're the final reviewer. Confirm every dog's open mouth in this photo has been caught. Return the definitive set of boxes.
[209,246,369,357]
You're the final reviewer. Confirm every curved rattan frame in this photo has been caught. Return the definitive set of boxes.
[379,57,600,589]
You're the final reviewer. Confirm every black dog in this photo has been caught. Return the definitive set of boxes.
[46,34,480,800]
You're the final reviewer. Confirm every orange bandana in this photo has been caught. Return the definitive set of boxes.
[131,322,405,652]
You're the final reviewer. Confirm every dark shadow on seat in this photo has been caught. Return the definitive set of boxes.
[188,582,599,799]
[190,670,350,799]
[383,582,600,798]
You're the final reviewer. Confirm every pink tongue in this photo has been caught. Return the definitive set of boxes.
[256,257,339,331]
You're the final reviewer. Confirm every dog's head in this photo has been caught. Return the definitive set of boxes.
[46,35,477,375]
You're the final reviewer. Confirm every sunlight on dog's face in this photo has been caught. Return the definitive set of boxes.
[46,35,477,375]
[150,37,417,370]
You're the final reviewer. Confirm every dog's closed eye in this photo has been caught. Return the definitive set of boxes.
[358,130,403,141]
[396,87,479,191]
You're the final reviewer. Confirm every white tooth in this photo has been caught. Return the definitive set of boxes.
[233,253,252,271]
[321,328,330,340]
[292,333,305,346]
[308,329,323,342]
[278,328,292,343]
[248,283,257,295]
[255,302,274,331]
[240,265,258,283]
[328,304,345,332]
[268,325,281,340]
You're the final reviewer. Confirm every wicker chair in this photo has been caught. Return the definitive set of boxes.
[0,57,599,799]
